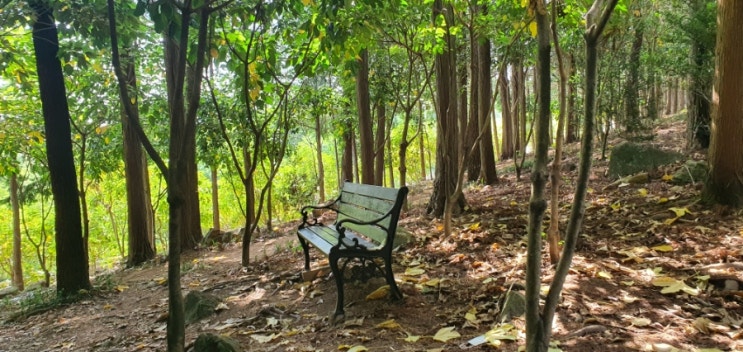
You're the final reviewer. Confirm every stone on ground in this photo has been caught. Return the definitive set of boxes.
[185,291,221,325]
[193,333,241,352]
[608,142,683,179]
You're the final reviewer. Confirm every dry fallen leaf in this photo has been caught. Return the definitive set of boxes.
[375,319,401,329]
[365,285,390,300]
[405,267,426,276]
[651,244,674,252]
[432,326,460,342]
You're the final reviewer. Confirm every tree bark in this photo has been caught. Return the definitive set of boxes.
[211,166,220,231]
[623,18,644,134]
[686,0,713,150]
[342,124,354,184]
[703,0,743,207]
[466,22,481,182]
[525,1,551,349]
[121,53,156,267]
[375,101,386,186]
[357,49,375,185]
[566,54,579,143]
[315,113,326,202]
[30,1,91,295]
[478,30,497,184]
[500,71,514,160]
[11,173,24,291]
[427,0,465,218]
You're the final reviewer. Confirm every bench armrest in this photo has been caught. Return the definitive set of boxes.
[300,200,338,227]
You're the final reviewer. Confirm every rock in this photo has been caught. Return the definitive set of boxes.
[671,160,708,185]
[393,228,413,248]
[608,142,683,179]
[184,291,221,325]
[193,333,241,352]
[498,290,525,323]
[202,228,243,247]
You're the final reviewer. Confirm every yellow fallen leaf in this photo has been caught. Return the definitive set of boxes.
[433,326,460,342]
[638,188,648,197]
[597,271,613,279]
[661,174,674,182]
[611,201,622,211]
[375,319,400,329]
[651,276,677,287]
[484,324,517,345]
[423,278,441,287]
[405,267,425,276]
[250,333,279,343]
[657,197,669,204]
[403,334,420,343]
[347,346,368,352]
[366,285,390,300]
[651,244,674,252]
[668,207,691,217]
[115,285,128,292]
[468,222,481,231]
[465,307,477,322]
[631,317,652,327]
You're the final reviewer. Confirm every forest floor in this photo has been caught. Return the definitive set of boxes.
[1,116,742,352]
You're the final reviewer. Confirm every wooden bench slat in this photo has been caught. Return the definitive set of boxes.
[339,192,397,214]
[342,182,400,201]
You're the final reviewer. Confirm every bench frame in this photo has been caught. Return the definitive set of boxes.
[297,182,408,320]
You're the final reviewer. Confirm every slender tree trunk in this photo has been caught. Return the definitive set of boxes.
[211,166,220,231]
[525,1,551,348]
[30,1,91,295]
[466,23,481,182]
[342,125,354,184]
[428,0,465,218]
[686,0,713,150]
[11,173,24,291]
[566,54,579,143]
[703,0,743,207]
[241,146,257,265]
[357,49,375,185]
[375,101,386,186]
[478,32,497,184]
[500,71,514,160]
[121,54,156,267]
[547,1,568,264]
[418,101,427,181]
[315,113,326,202]
[624,19,644,134]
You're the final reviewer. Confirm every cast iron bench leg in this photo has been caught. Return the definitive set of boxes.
[297,235,311,271]
[329,252,345,322]
[385,259,403,300]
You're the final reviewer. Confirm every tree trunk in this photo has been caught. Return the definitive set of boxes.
[315,113,326,202]
[30,1,91,295]
[566,54,579,143]
[477,30,497,184]
[525,1,551,349]
[122,54,156,267]
[548,0,569,264]
[703,0,743,207]
[418,101,427,181]
[427,0,465,218]
[357,49,375,185]
[241,146,257,266]
[211,166,220,231]
[466,22,481,183]
[624,19,644,134]
[342,124,354,184]
[11,173,24,291]
[375,101,386,186]
[686,0,713,150]
[500,71,514,160]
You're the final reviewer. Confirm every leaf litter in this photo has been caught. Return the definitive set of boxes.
[0,119,741,351]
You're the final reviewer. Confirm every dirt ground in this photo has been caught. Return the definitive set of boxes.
[1,117,742,351]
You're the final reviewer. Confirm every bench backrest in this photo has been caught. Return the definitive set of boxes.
[335,182,408,248]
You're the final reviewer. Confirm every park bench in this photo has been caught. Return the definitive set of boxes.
[297,182,409,320]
